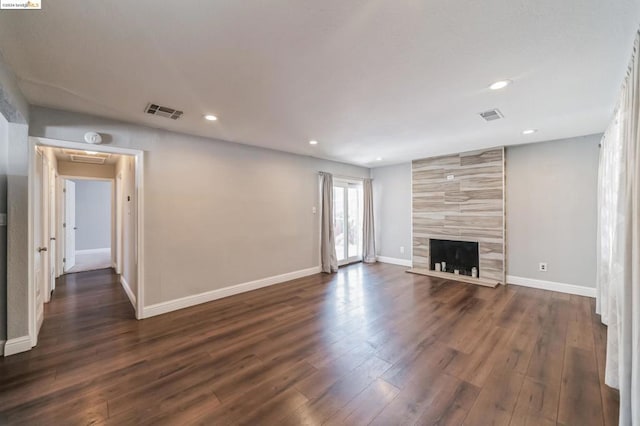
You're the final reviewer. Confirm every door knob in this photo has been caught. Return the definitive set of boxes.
[38,247,48,253]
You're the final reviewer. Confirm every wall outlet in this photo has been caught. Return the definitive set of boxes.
[312,206,317,214]
[400,246,405,254]
[539,262,548,272]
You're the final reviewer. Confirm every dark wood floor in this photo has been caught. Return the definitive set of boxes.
[0,263,618,425]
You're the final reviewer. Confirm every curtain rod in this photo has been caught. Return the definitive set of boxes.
[318,172,371,181]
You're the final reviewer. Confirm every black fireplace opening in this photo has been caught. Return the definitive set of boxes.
[430,239,479,277]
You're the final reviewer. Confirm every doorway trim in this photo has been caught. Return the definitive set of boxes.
[333,177,364,266]
[28,136,145,348]
[58,176,115,276]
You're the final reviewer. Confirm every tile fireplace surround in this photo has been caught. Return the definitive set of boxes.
[410,147,506,286]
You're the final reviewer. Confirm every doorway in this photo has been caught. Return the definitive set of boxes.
[333,179,363,266]
[63,179,113,274]
[26,136,145,350]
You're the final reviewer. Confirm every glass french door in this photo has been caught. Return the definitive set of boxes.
[333,181,363,265]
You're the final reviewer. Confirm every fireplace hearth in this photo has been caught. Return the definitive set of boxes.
[429,239,479,278]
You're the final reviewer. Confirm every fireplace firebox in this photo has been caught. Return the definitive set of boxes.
[429,239,479,277]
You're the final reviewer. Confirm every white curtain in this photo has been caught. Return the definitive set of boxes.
[596,30,640,426]
[362,178,376,263]
[319,172,338,273]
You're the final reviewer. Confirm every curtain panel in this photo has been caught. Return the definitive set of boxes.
[362,178,376,263]
[319,172,338,273]
[596,30,640,426]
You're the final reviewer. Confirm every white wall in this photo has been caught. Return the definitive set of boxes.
[0,51,28,124]
[0,50,30,342]
[6,122,28,339]
[371,134,601,290]
[29,106,371,308]
[372,163,412,262]
[73,180,112,251]
[506,134,600,288]
[58,161,115,179]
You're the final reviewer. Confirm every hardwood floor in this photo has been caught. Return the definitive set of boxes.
[0,263,618,425]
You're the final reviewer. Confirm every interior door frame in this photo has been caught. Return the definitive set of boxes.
[55,172,64,278]
[62,179,77,273]
[334,178,364,266]
[34,148,46,334]
[59,175,115,275]
[28,136,146,348]
[46,162,57,300]
[115,173,123,275]
[40,152,52,305]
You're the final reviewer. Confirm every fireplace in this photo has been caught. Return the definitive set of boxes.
[429,239,479,278]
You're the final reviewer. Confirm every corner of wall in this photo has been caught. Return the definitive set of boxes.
[0,51,29,124]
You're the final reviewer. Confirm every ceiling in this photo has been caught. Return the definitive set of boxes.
[0,1,638,167]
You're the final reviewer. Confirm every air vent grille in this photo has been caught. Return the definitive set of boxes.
[479,109,504,122]
[62,149,111,165]
[69,155,107,164]
[145,103,183,120]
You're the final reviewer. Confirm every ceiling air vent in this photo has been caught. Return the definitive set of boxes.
[63,149,111,165]
[479,109,504,122]
[69,154,107,165]
[145,103,183,120]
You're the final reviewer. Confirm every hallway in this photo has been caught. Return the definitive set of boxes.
[0,264,619,425]
[66,248,112,274]
[0,268,135,424]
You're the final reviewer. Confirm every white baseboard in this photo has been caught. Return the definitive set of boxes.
[76,248,111,255]
[4,335,32,357]
[120,276,137,308]
[376,256,412,267]
[507,275,596,298]
[142,266,321,319]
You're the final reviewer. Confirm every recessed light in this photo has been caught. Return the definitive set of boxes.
[84,151,98,155]
[204,114,218,121]
[376,157,382,161]
[522,129,537,135]
[489,80,512,90]
[309,140,318,145]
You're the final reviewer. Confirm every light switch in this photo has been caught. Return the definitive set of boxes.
[312,206,317,214]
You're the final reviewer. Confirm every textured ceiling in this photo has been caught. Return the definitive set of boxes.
[0,1,638,166]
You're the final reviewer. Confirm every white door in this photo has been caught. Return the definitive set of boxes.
[48,166,57,298]
[64,180,76,272]
[116,174,123,274]
[33,150,45,332]
[56,174,64,278]
[333,181,363,266]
